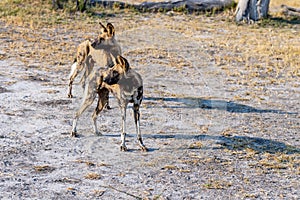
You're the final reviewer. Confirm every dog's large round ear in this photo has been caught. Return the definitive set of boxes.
[115,56,120,65]
[99,22,107,33]
[117,56,130,72]
[110,53,117,66]
[106,23,115,37]
[86,40,92,53]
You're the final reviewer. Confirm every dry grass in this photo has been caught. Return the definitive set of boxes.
[188,141,204,149]
[1,1,299,81]
[251,153,300,171]
[0,0,96,70]
[84,172,101,180]
[34,165,55,172]
[92,189,105,197]
[74,159,96,166]
[271,0,300,7]
[203,179,232,189]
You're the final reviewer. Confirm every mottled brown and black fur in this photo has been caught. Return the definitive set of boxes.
[71,55,147,152]
[101,56,147,151]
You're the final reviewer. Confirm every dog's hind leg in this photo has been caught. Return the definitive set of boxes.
[92,88,109,136]
[133,104,147,151]
[79,62,92,91]
[104,91,111,110]
[120,105,128,151]
[79,69,87,90]
[71,83,96,137]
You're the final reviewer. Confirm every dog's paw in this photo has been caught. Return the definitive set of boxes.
[120,145,128,152]
[95,131,102,136]
[105,105,112,110]
[140,145,148,152]
[68,94,73,98]
[70,131,77,137]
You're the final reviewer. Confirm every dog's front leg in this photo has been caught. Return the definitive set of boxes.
[71,118,78,137]
[120,105,127,151]
[68,62,78,98]
[68,61,86,98]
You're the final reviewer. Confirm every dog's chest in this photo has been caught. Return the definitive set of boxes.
[89,49,113,67]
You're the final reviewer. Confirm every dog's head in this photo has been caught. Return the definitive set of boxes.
[91,22,115,48]
[103,55,130,85]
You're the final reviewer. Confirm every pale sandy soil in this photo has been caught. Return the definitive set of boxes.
[0,6,299,200]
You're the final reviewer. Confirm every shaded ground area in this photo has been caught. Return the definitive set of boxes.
[0,5,300,200]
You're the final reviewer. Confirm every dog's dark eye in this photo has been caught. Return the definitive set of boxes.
[113,71,119,77]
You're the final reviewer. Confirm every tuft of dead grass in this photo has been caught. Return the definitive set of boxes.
[74,159,96,167]
[188,141,203,149]
[203,179,232,189]
[84,172,101,180]
[92,189,105,197]
[34,165,55,173]
[250,153,300,171]
[271,0,300,8]
[161,165,178,170]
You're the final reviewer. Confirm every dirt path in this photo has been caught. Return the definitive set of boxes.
[0,12,299,199]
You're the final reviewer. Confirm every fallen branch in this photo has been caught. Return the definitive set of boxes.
[92,0,235,13]
[99,184,143,200]
[281,4,300,17]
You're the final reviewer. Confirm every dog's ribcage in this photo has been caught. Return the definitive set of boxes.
[119,70,143,105]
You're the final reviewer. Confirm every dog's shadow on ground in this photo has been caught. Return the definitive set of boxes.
[141,96,299,154]
[142,134,300,154]
[144,96,297,114]
[77,96,298,154]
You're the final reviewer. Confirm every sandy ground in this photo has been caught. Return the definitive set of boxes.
[0,10,300,200]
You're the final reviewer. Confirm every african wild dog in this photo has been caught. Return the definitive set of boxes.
[101,56,147,151]
[71,55,147,152]
[67,22,121,98]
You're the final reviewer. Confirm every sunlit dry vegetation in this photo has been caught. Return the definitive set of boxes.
[1,0,299,79]
[1,0,299,85]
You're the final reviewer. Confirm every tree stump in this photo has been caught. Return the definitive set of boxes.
[235,0,270,22]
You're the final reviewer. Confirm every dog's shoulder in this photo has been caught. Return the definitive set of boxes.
[126,68,143,84]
